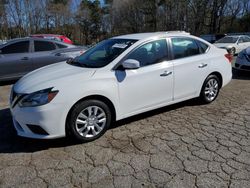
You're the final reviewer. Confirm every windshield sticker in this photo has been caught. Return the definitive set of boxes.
[112,43,128,49]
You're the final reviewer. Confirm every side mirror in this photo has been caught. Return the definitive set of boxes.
[122,59,140,69]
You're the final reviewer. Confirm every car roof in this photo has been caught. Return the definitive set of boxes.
[113,31,191,40]
[226,35,249,38]
[3,37,74,47]
[31,34,63,37]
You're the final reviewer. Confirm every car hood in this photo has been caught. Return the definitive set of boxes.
[14,62,96,93]
[214,43,234,48]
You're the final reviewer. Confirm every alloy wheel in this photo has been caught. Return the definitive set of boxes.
[204,78,219,102]
[75,106,107,138]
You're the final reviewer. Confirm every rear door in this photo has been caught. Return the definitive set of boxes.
[170,37,210,100]
[31,40,68,70]
[0,40,32,80]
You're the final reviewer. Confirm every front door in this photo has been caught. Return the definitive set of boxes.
[116,39,173,116]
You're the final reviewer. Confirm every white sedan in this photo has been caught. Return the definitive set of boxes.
[10,32,232,142]
[214,35,250,55]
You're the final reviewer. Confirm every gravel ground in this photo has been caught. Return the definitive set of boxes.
[0,72,250,188]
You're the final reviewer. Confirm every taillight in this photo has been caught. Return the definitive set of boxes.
[225,54,233,63]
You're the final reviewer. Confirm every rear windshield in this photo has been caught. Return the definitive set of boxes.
[216,36,238,43]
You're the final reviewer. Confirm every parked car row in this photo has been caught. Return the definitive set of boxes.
[0,37,87,82]
[214,35,250,55]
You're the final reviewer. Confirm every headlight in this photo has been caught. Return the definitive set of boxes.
[18,88,58,107]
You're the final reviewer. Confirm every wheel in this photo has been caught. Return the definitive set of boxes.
[67,99,112,142]
[230,47,236,56]
[200,75,220,104]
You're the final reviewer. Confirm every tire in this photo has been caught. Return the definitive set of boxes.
[200,75,220,104]
[67,99,112,142]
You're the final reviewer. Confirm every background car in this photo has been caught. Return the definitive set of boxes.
[234,47,250,71]
[0,38,87,81]
[214,35,250,55]
[30,34,73,44]
[200,34,226,44]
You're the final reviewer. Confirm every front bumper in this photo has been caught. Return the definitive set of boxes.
[10,103,67,139]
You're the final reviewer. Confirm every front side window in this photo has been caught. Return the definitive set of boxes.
[126,39,168,67]
[70,39,137,68]
[171,38,200,59]
[243,36,250,42]
[34,41,56,52]
[1,41,29,54]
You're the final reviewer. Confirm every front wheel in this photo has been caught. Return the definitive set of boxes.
[200,75,220,104]
[67,100,112,142]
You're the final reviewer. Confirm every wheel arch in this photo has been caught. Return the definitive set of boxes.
[65,95,117,134]
[199,71,223,95]
[209,71,223,88]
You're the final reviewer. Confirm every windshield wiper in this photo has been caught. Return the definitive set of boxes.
[68,60,87,67]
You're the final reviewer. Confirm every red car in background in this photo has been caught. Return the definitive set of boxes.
[30,34,73,44]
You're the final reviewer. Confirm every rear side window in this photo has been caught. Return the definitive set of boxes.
[126,39,168,67]
[197,41,209,53]
[171,38,200,59]
[56,43,68,48]
[1,41,29,54]
[34,41,56,52]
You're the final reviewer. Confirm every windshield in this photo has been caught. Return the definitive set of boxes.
[216,36,238,43]
[69,39,137,68]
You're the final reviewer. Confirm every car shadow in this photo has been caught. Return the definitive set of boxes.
[113,98,203,129]
[0,98,203,154]
[0,80,17,86]
[232,69,250,80]
[0,108,77,153]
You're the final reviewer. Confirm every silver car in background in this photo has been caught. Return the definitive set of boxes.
[0,38,87,82]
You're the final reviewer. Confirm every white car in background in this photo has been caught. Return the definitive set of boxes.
[10,32,232,142]
[214,35,250,55]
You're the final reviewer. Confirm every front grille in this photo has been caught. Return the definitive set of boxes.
[11,89,26,108]
[11,89,17,103]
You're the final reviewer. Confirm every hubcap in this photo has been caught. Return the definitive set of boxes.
[204,78,219,101]
[75,106,106,138]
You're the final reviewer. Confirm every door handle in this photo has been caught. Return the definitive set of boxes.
[160,71,172,77]
[21,57,29,60]
[198,63,207,68]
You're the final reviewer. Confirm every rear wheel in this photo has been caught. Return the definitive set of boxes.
[200,75,220,104]
[67,100,112,142]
